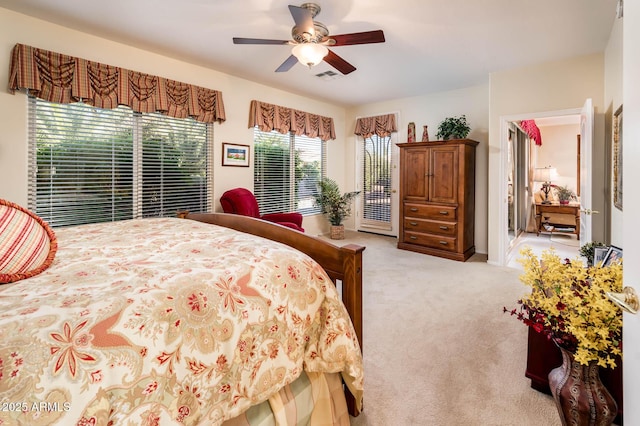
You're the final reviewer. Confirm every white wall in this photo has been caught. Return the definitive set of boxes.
[347,84,490,254]
[605,15,623,246]
[535,124,580,193]
[0,7,350,236]
[487,53,606,263]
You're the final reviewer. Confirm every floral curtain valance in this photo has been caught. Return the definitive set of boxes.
[354,113,397,138]
[248,100,336,140]
[519,119,542,145]
[8,44,226,124]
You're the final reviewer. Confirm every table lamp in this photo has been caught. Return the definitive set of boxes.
[533,166,557,204]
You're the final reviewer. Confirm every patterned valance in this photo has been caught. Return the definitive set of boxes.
[8,44,226,124]
[519,119,542,145]
[248,100,336,140]
[354,113,397,138]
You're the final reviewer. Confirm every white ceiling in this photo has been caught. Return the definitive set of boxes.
[0,0,619,107]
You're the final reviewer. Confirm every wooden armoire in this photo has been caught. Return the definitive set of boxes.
[397,139,478,261]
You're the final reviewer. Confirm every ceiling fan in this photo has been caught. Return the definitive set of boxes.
[232,3,385,75]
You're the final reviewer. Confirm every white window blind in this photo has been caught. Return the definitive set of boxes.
[253,129,325,215]
[28,97,212,227]
[138,113,211,218]
[359,134,393,229]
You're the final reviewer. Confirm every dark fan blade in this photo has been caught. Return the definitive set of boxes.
[275,55,298,73]
[329,30,385,46]
[288,5,314,35]
[323,49,356,75]
[233,37,290,45]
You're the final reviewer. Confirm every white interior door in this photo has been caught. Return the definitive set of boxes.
[579,98,593,242]
[623,135,640,425]
[623,2,640,419]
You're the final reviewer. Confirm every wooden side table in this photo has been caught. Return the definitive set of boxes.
[534,202,580,239]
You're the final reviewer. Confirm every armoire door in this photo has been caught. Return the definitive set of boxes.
[429,146,458,204]
[402,147,429,202]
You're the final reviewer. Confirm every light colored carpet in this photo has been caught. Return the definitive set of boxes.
[549,233,580,247]
[320,231,564,426]
[507,232,580,269]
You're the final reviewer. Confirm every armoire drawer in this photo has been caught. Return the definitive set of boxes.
[403,218,457,236]
[403,231,457,252]
[403,203,457,221]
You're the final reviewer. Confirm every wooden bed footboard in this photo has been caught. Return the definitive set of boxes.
[178,211,365,416]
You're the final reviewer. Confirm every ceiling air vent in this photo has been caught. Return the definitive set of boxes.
[315,70,339,81]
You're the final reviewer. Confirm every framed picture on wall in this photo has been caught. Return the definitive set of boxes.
[613,105,623,210]
[222,143,250,167]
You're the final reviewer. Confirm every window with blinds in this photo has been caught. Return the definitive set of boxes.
[29,97,212,227]
[253,129,325,215]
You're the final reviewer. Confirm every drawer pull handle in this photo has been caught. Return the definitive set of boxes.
[410,208,418,212]
[439,241,448,245]
[410,222,418,226]
[439,211,449,215]
[439,225,449,230]
[410,235,418,240]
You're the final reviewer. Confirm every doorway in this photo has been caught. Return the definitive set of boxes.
[356,131,399,237]
[500,105,592,267]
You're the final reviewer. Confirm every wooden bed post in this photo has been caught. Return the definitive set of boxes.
[339,243,364,416]
[339,244,364,351]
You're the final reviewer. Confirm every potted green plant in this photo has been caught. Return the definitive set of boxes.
[553,184,575,204]
[579,241,606,266]
[435,115,471,140]
[504,248,622,425]
[314,178,360,239]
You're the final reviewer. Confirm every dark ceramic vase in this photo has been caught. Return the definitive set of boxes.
[548,346,617,426]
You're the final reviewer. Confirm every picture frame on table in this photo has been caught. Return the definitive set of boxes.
[602,245,623,267]
[593,247,609,267]
[222,143,250,167]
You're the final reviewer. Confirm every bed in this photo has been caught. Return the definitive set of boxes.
[0,207,364,426]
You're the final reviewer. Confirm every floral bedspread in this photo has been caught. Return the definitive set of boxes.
[0,218,363,425]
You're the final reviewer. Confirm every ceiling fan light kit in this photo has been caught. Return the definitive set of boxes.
[232,3,385,75]
[292,43,328,67]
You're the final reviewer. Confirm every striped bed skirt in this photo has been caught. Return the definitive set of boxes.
[223,372,349,425]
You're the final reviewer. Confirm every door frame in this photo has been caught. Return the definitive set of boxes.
[497,107,589,266]
[579,98,594,243]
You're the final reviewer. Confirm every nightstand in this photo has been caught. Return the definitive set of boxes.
[534,202,580,239]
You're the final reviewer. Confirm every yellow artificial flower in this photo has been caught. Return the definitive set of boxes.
[506,247,623,368]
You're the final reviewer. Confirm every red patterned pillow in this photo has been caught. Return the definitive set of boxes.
[0,199,57,283]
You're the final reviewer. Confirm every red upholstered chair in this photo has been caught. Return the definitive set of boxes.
[220,188,304,232]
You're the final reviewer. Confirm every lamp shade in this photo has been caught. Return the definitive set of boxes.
[292,43,328,68]
[533,167,557,183]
